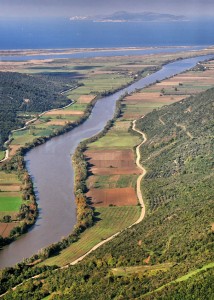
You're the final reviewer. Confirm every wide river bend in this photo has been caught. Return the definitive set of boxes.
[0,55,213,268]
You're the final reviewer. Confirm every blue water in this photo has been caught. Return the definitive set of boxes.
[0,17,213,50]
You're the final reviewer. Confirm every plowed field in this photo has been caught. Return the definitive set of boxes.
[78,95,96,103]
[0,222,18,238]
[85,149,140,175]
[87,187,138,206]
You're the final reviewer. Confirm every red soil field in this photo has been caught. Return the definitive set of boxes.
[124,93,186,103]
[46,110,83,115]
[9,145,21,157]
[0,222,18,238]
[85,150,140,175]
[87,187,138,207]
[78,95,96,103]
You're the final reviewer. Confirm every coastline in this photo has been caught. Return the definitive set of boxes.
[0,45,199,57]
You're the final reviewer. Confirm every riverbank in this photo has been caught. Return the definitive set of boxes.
[0,51,160,261]
[1,52,214,269]
[1,56,214,299]
[37,55,214,268]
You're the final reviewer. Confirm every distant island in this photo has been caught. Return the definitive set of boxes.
[70,11,187,23]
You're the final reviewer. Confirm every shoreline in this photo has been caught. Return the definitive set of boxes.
[0,45,208,57]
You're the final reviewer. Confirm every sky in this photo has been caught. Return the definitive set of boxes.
[0,0,213,18]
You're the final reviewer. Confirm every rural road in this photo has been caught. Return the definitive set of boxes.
[0,117,148,296]
[67,117,147,266]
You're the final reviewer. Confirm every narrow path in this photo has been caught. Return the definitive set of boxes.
[67,118,147,265]
[142,262,214,298]
[159,116,166,126]
[0,118,148,296]
[174,122,194,139]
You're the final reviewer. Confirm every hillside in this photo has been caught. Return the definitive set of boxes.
[0,72,74,150]
[2,84,213,299]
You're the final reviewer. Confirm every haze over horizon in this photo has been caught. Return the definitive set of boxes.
[0,0,214,18]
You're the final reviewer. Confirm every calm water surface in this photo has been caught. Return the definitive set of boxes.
[0,55,213,268]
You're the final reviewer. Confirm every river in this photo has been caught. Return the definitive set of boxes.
[0,54,213,269]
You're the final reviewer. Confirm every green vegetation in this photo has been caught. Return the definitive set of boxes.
[2,84,213,299]
[0,151,5,161]
[1,53,214,298]
[42,206,140,267]
[0,72,75,150]
[89,174,138,189]
[0,194,22,212]
[112,263,173,277]
[88,128,140,149]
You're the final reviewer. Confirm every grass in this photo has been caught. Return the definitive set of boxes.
[0,193,22,211]
[88,175,138,189]
[0,171,20,184]
[0,171,22,217]
[89,131,140,149]
[0,151,5,161]
[64,103,87,111]
[41,206,140,267]
[112,263,173,277]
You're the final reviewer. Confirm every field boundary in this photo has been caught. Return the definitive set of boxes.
[65,117,147,266]
[0,117,148,297]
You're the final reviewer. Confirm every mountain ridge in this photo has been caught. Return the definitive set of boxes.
[70,11,188,23]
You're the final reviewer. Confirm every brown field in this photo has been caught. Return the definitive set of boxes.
[0,222,18,238]
[124,93,186,103]
[9,145,21,157]
[87,187,138,206]
[0,184,20,192]
[45,110,84,116]
[156,81,181,86]
[78,95,96,103]
[47,120,71,126]
[85,149,140,175]
[117,64,156,68]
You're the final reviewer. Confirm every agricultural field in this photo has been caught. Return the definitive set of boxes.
[87,187,138,206]
[41,206,140,266]
[0,151,5,161]
[0,223,19,238]
[0,171,22,237]
[5,56,148,158]
[112,263,173,277]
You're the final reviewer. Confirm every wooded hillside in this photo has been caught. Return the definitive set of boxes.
[0,72,75,150]
[1,86,213,299]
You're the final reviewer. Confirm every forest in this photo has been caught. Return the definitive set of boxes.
[1,84,213,299]
[0,72,76,150]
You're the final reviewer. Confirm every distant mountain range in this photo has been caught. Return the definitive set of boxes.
[70,11,187,23]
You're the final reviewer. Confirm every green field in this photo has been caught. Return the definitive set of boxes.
[42,206,140,267]
[89,130,140,149]
[112,263,173,277]
[64,103,88,111]
[0,193,22,211]
[0,172,21,184]
[0,151,5,161]
[88,174,138,189]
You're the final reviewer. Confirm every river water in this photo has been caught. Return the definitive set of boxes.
[0,54,213,269]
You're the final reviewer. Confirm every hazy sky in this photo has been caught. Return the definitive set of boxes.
[0,0,213,18]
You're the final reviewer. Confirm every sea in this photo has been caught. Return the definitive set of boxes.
[0,17,214,50]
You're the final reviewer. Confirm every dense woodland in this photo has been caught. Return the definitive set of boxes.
[1,86,213,298]
[0,72,76,150]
